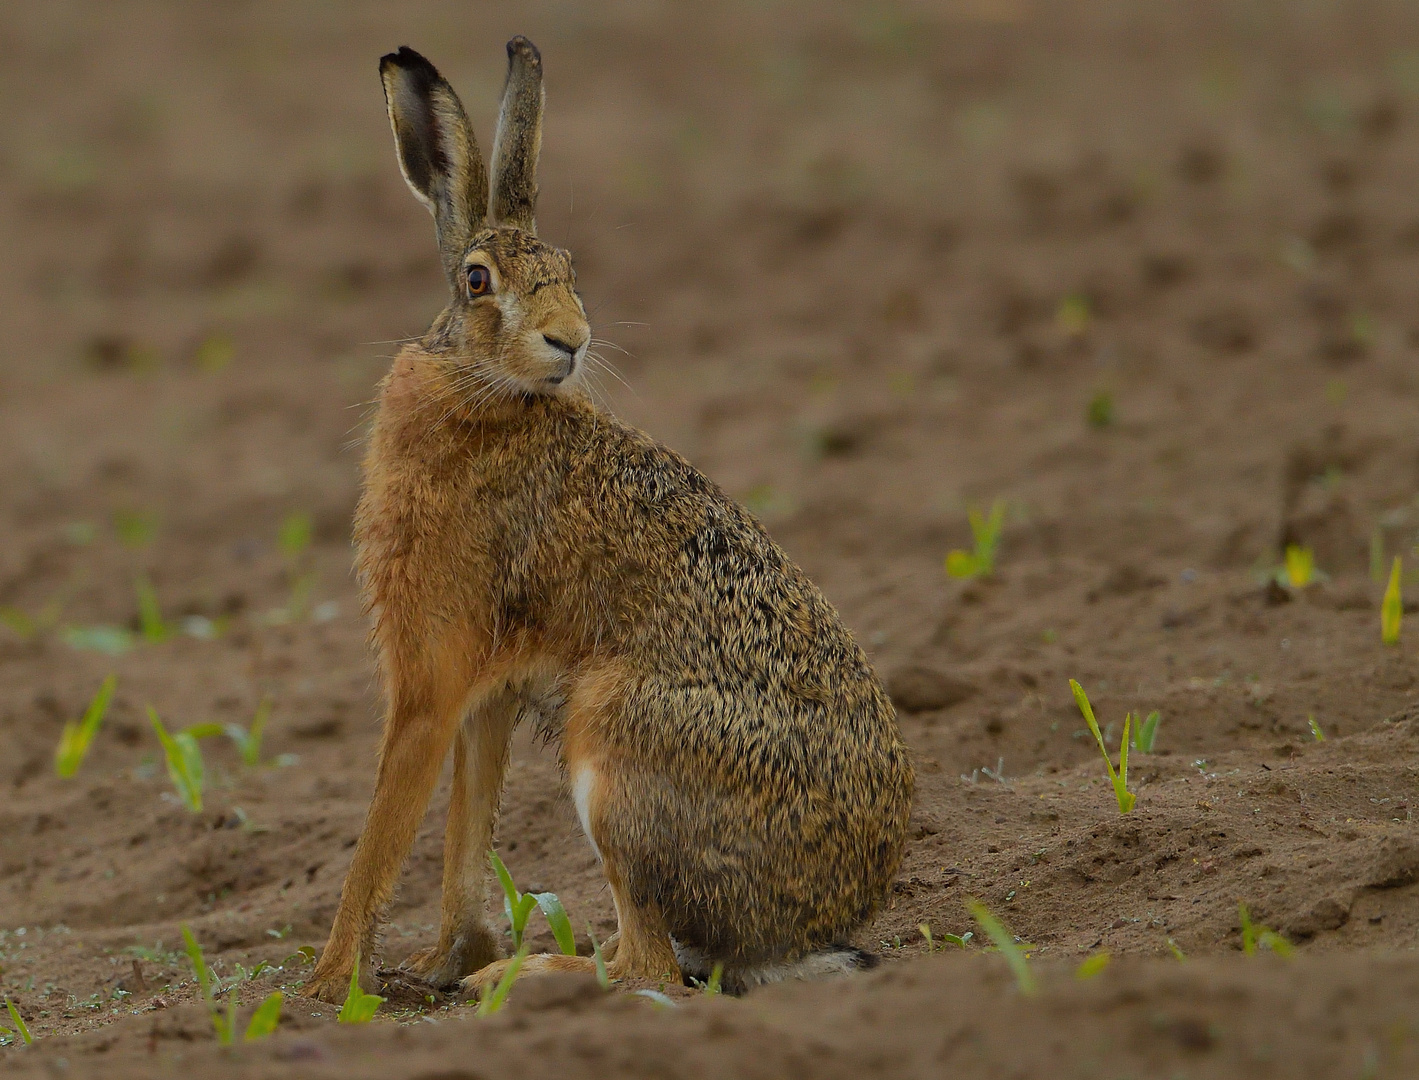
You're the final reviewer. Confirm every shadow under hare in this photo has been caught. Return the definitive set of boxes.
[303,37,913,1003]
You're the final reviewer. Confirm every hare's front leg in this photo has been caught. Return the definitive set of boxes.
[399,690,518,987]
[302,657,479,1004]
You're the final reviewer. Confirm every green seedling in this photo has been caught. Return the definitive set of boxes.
[1075,952,1110,979]
[2,997,33,1044]
[1371,528,1387,583]
[1166,937,1186,960]
[243,991,283,1041]
[225,697,272,767]
[1057,292,1091,335]
[283,945,317,966]
[1069,680,1136,813]
[1238,902,1293,957]
[278,512,316,618]
[1308,714,1326,742]
[1130,710,1160,753]
[149,707,205,812]
[63,625,135,655]
[1,598,64,642]
[946,501,1006,579]
[704,962,724,997]
[475,945,529,1017]
[966,899,1036,996]
[588,924,611,989]
[1280,544,1316,589]
[134,575,170,644]
[194,331,236,373]
[488,850,577,954]
[919,923,972,951]
[55,674,117,778]
[113,509,157,549]
[1382,556,1403,645]
[1,570,88,643]
[182,925,283,1044]
[1086,389,1114,429]
[337,949,384,1023]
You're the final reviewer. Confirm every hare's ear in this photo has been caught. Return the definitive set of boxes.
[379,46,488,280]
[488,36,544,232]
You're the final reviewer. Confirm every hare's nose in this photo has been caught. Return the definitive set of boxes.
[543,333,584,358]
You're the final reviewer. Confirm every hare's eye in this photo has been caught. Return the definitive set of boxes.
[466,265,493,296]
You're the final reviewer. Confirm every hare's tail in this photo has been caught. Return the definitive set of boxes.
[675,941,878,994]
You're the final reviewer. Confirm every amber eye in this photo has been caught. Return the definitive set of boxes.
[466,265,493,296]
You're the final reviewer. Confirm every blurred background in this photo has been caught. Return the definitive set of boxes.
[7,0,1419,813]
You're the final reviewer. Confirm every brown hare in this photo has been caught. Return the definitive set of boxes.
[302,37,913,1003]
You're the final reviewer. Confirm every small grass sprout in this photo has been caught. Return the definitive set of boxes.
[488,850,577,954]
[1280,544,1316,589]
[149,707,205,812]
[182,925,283,1044]
[1238,902,1293,957]
[3,996,33,1045]
[1074,951,1110,980]
[1056,291,1091,335]
[1371,528,1387,583]
[1166,937,1186,960]
[966,899,1036,996]
[113,509,157,549]
[0,595,65,643]
[1308,714,1326,742]
[946,501,1006,579]
[919,923,972,951]
[55,674,117,778]
[243,991,283,1042]
[588,924,611,989]
[475,945,530,1017]
[1130,710,1160,753]
[1382,555,1403,646]
[1086,388,1114,429]
[1069,679,1136,813]
[194,331,236,373]
[225,697,273,767]
[278,512,316,619]
[703,961,724,997]
[337,949,384,1023]
[62,624,135,655]
[134,574,171,644]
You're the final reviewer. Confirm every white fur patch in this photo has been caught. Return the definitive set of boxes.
[673,940,866,991]
[572,765,602,862]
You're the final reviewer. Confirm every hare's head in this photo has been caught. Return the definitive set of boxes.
[380,39,589,396]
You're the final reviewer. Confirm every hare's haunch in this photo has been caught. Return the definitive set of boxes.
[303,37,913,1003]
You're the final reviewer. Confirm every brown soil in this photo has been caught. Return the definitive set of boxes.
[4,2,1419,1077]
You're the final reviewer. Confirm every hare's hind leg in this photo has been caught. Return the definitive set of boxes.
[461,758,680,998]
[400,690,518,987]
[460,857,679,996]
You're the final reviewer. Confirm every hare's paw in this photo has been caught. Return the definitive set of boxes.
[460,954,597,999]
[300,972,357,1005]
[399,929,500,988]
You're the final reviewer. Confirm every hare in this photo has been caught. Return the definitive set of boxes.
[302,37,913,1004]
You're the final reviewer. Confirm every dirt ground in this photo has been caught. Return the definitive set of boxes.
[4,1,1419,1076]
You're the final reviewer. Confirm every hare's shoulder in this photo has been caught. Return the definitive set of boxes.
[565,411,773,545]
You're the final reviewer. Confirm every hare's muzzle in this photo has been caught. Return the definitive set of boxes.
[540,332,585,385]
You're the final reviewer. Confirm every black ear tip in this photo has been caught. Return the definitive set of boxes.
[380,45,440,81]
[507,35,541,65]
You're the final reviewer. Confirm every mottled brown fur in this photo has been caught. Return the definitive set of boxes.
[303,38,912,1003]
